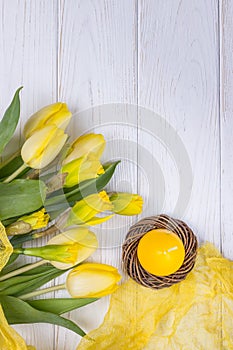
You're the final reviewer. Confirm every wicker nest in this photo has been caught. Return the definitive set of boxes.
[122,214,198,289]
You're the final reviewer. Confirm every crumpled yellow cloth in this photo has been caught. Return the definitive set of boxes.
[0,305,35,350]
[0,221,13,271]
[0,221,35,350]
[77,243,233,350]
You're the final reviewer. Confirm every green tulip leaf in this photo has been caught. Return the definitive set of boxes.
[0,155,25,179]
[0,253,19,276]
[0,264,65,296]
[0,179,46,220]
[66,160,121,201]
[0,87,22,155]
[28,297,98,315]
[0,295,86,337]
[10,233,35,247]
[45,160,120,216]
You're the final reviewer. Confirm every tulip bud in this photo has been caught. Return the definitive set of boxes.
[109,192,143,215]
[21,125,68,169]
[61,155,104,188]
[67,191,113,226]
[47,228,98,269]
[63,133,105,165]
[66,263,121,298]
[24,102,72,139]
[0,221,13,271]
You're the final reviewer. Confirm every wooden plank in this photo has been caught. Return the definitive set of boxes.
[56,1,138,349]
[138,0,221,248]
[137,2,222,343]
[0,1,58,349]
[219,0,233,259]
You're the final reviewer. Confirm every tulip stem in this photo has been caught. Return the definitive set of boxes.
[3,163,28,183]
[0,259,47,281]
[19,283,66,300]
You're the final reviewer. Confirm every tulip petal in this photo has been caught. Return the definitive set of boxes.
[64,133,106,164]
[61,155,104,188]
[85,214,114,226]
[21,125,68,169]
[67,191,113,226]
[66,263,121,298]
[47,228,98,269]
[24,102,72,139]
[110,193,143,216]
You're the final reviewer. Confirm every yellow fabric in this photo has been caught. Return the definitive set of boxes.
[0,305,35,350]
[0,221,13,271]
[0,222,36,349]
[77,243,233,350]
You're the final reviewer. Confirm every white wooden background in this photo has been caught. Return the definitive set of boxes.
[0,0,232,349]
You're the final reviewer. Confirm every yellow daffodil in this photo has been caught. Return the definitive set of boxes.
[24,102,72,139]
[67,191,114,226]
[13,228,98,269]
[47,228,98,269]
[14,244,80,264]
[63,133,106,165]
[21,125,68,169]
[109,192,143,215]
[19,208,49,230]
[6,209,50,236]
[0,305,35,350]
[61,155,104,188]
[66,263,121,298]
[0,222,13,271]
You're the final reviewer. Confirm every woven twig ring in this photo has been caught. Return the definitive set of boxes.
[122,214,198,289]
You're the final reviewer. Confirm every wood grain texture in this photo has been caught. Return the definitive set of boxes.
[0,1,58,349]
[219,0,233,260]
[138,0,221,247]
[0,0,232,349]
[56,1,138,349]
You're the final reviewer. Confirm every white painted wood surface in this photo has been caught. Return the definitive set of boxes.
[0,0,232,349]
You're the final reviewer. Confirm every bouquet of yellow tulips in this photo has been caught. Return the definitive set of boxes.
[0,88,143,349]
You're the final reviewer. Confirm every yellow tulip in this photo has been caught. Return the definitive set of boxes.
[110,192,143,215]
[21,125,68,169]
[67,191,113,226]
[81,214,114,226]
[0,221,13,272]
[6,209,50,235]
[66,263,121,298]
[61,155,104,188]
[24,102,72,139]
[63,133,106,165]
[47,228,98,269]
[0,305,35,350]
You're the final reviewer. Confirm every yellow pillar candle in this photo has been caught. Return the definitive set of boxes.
[137,229,185,276]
